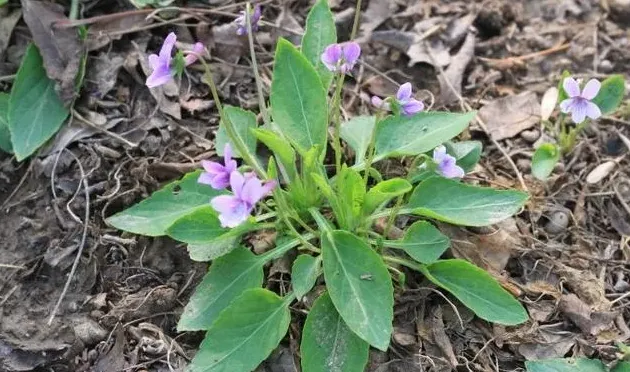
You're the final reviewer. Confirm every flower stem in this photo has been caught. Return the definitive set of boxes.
[362,113,383,187]
[331,74,346,173]
[245,2,271,127]
[369,207,413,221]
[259,232,316,262]
[350,0,363,40]
[70,0,80,20]
[382,255,428,275]
[197,57,267,178]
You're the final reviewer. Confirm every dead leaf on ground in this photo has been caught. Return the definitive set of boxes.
[428,305,458,368]
[86,52,125,97]
[554,263,611,311]
[360,0,394,36]
[21,0,83,104]
[93,326,126,372]
[478,91,540,140]
[370,29,451,67]
[0,9,21,58]
[180,95,214,114]
[518,330,576,360]
[86,13,150,51]
[559,294,618,336]
[585,160,616,184]
[438,32,475,105]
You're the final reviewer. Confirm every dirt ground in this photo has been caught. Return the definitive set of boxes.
[1,0,630,371]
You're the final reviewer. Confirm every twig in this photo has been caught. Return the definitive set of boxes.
[0,263,25,269]
[47,149,90,325]
[0,157,36,211]
[72,109,138,147]
[0,74,16,82]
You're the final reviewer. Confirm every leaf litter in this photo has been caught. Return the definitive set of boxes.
[1,0,630,371]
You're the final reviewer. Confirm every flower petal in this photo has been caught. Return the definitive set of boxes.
[581,79,601,100]
[563,77,580,98]
[342,42,361,64]
[439,162,465,178]
[184,42,204,66]
[230,171,246,198]
[223,143,233,164]
[401,99,424,115]
[159,32,177,65]
[397,83,412,101]
[148,54,160,70]
[321,44,342,70]
[241,176,264,205]
[570,101,587,124]
[432,145,447,163]
[251,5,262,23]
[201,160,224,174]
[585,101,601,120]
[559,98,574,113]
[146,67,173,88]
[198,172,216,186]
[210,195,240,214]
[211,196,250,228]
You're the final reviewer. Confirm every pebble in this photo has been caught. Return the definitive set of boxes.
[521,129,540,143]
[516,158,531,172]
[599,59,613,73]
[545,210,569,235]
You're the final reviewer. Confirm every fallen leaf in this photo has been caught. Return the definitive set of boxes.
[478,91,540,140]
[559,294,618,336]
[21,0,83,104]
[360,0,393,36]
[428,305,458,368]
[554,263,611,311]
[518,330,575,360]
[408,38,450,67]
[179,95,214,114]
[0,9,21,58]
[438,33,475,105]
[540,87,558,121]
[86,52,125,97]
[586,161,616,184]
[608,202,630,236]
[86,14,149,51]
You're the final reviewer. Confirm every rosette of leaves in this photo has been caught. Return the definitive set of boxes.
[106,1,530,371]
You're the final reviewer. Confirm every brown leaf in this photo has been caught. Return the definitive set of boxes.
[360,0,393,36]
[559,294,618,336]
[478,91,540,140]
[86,14,149,51]
[438,33,475,105]
[86,52,125,97]
[428,306,457,368]
[518,330,575,360]
[0,9,22,58]
[21,0,83,105]
[554,263,611,311]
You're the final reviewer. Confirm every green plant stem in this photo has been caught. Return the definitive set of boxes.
[362,113,383,187]
[331,74,346,173]
[383,195,404,238]
[255,211,277,222]
[369,207,413,221]
[349,0,363,40]
[382,255,428,275]
[259,232,316,262]
[197,57,267,178]
[245,2,271,127]
[70,0,80,20]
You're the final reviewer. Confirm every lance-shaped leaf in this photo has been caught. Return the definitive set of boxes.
[302,0,336,87]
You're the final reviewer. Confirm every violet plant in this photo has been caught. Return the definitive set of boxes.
[531,72,625,180]
[107,1,531,371]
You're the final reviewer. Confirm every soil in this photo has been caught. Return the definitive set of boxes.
[1,0,630,371]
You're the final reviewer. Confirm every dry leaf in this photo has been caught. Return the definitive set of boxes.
[86,14,149,51]
[438,33,475,105]
[21,0,83,104]
[518,330,575,360]
[559,294,618,336]
[540,87,558,121]
[360,0,393,36]
[86,52,125,97]
[478,91,540,140]
[0,9,22,58]
[586,161,616,184]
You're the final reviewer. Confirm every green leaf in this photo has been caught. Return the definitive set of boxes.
[557,70,572,104]
[0,93,12,153]
[335,167,365,230]
[592,74,625,115]
[189,288,291,372]
[292,254,321,300]
[424,259,528,325]
[532,143,560,181]
[301,292,369,372]
[407,177,528,226]
[374,111,475,159]
[186,239,238,262]
[612,362,630,372]
[167,206,256,246]
[271,38,328,155]
[302,0,337,87]
[363,178,412,215]
[106,171,223,236]
[178,247,264,331]
[385,221,449,264]
[8,44,69,161]
[525,358,607,372]
[216,106,258,159]
[340,116,375,165]
[444,141,482,172]
[322,230,393,351]
[253,128,298,181]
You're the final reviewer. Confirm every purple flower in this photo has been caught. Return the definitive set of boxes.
[433,145,464,179]
[235,5,262,35]
[321,42,361,74]
[199,144,238,189]
[371,83,424,116]
[559,77,602,124]
[211,171,276,228]
[146,32,205,88]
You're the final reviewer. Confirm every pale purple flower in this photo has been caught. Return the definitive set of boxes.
[371,83,424,116]
[433,145,464,179]
[559,77,602,124]
[321,42,361,74]
[146,32,205,88]
[199,144,237,189]
[235,5,262,35]
[211,171,276,228]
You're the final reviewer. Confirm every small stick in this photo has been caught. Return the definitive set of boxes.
[47,150,90,325]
